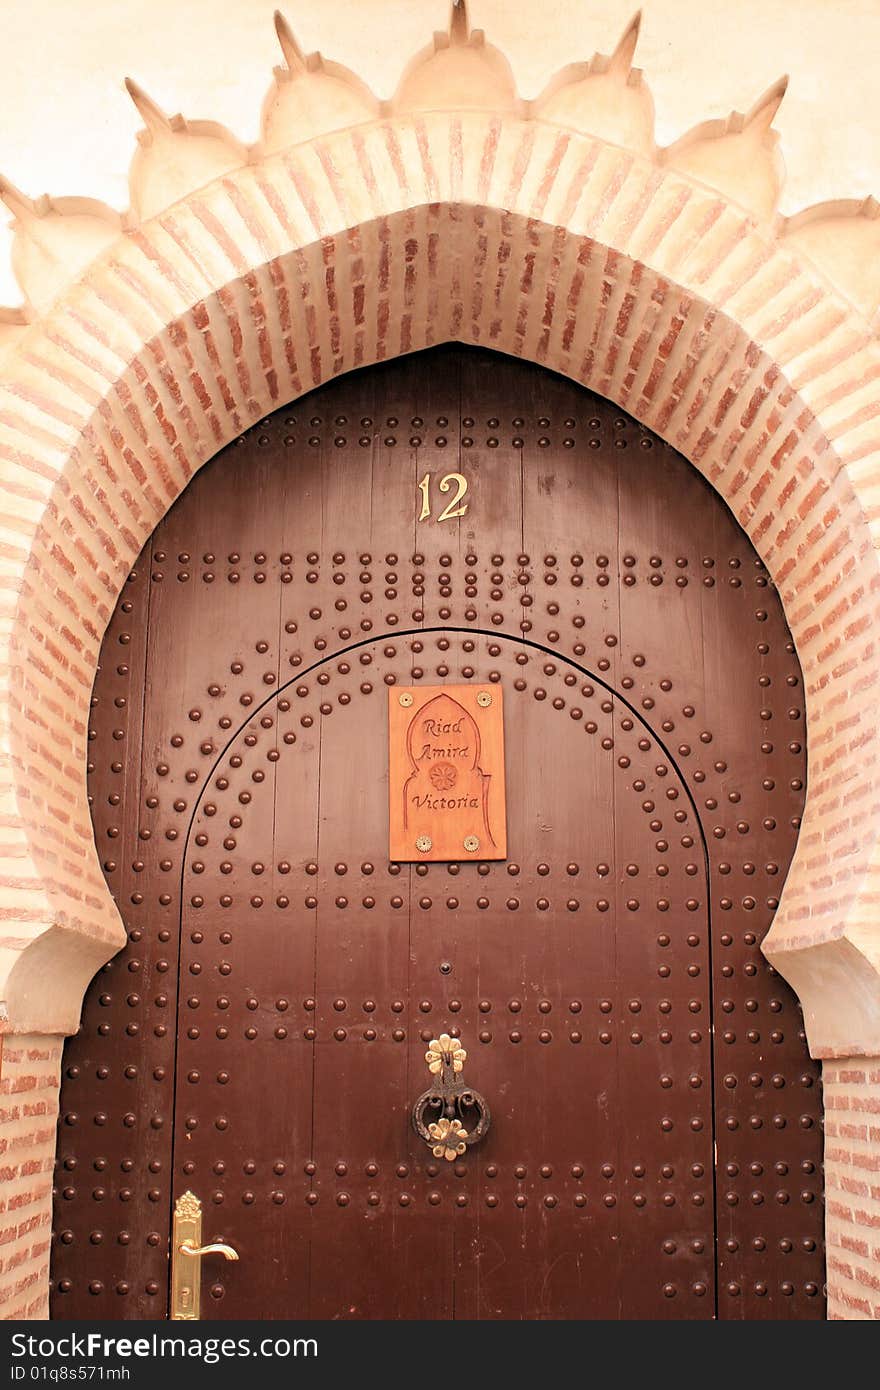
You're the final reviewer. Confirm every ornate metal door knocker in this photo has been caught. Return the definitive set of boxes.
[411,1033,490,1160]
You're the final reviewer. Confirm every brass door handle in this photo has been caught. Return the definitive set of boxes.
[172,1192,239,1319]
[179,1240,239,1261]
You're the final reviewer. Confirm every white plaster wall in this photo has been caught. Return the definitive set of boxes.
[0,0,878,305]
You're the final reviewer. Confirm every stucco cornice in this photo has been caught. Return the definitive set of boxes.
[0,4,878,353]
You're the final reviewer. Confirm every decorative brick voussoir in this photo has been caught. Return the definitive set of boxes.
[0,117,877,1046]
[1,165,878,1045]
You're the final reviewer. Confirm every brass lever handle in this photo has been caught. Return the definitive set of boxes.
[172,1192,239,1319]
[179,1240,239,1261]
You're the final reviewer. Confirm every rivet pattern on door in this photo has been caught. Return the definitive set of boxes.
[52,348,824,1320]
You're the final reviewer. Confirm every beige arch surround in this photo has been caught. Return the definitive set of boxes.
[1,5,880,1318]
[3,115,880,1049]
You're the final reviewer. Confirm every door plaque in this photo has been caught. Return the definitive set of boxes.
[388,684,507,861]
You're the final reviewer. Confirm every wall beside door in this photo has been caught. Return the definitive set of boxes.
[0,1040,62,1318]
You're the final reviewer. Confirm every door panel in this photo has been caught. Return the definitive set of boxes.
[52,346,824,1320]
[172,634,712,1319]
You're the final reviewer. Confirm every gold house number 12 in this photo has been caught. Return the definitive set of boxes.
[418,472,469,523]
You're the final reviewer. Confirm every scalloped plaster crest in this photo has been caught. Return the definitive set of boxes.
[0,4,877,330]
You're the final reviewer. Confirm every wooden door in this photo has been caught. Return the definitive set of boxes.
[52,348,825,1320]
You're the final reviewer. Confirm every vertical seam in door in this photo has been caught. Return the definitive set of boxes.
[153,530,189,1322]
[702,502,720,1323]
[306,426,332,1319]
[307,684,324,1318]
[613,408,623,1317]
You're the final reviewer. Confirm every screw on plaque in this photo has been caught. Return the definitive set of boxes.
[399,692,414,707]
[416,835,433,853]
[476,691,492,707]
[463,835,480,852]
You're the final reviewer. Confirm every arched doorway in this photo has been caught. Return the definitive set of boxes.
[51,346,824,1319]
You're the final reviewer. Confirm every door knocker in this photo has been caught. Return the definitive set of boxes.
[411,1033,490,1160]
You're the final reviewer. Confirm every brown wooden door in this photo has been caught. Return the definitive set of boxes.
[52,347,825,1320]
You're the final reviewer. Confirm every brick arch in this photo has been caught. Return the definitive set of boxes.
[1,114,879,1067]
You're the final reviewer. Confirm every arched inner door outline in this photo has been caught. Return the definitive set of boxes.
[174,629,713,1320]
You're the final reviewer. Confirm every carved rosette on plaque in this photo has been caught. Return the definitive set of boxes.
[388,684,507,862]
